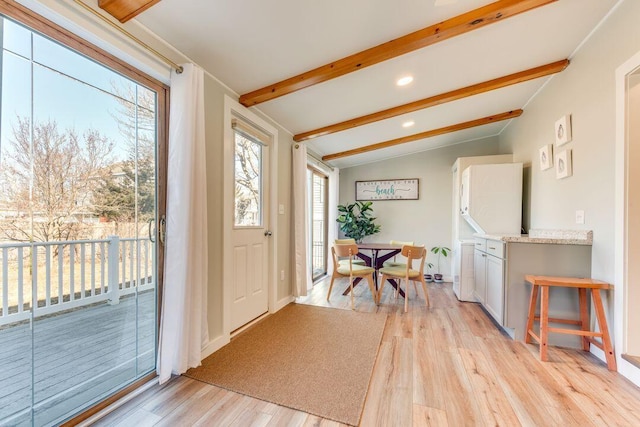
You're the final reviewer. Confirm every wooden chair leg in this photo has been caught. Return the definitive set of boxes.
[404,278,409,313]
[592,289,617,371]
[327,272,337,301]
[525,283,539,344]
[349,275,355,310]
[540,285,549,361]
[419,277,430,307]
[578,288,590,351]
[366,274,378,306]
[378,274,388,304]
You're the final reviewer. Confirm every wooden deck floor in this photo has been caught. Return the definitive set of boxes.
[0,291,156,427]
[91,277,640,426]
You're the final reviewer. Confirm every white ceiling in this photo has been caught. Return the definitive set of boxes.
[136,0,618,168]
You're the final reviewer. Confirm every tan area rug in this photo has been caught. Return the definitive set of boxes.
[184,303,386,426]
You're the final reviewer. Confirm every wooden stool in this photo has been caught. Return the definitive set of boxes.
[524,275,616,371]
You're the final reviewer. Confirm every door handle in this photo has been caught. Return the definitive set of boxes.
[148,218,156,243]
[159,215,167,245]
[264,230,273,237]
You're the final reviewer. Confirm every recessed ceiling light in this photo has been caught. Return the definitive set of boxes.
[402,120,415,128]
[396,76,414,86]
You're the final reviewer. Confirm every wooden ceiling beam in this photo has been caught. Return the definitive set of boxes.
[99,0,161,23]
[322,110,523,161]
[295,59,568,142]
[239,0,557,106]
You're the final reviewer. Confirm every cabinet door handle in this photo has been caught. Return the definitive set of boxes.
[488,246,496,250]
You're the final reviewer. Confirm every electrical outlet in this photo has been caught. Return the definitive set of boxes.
[280,270,285,281]
[279,204,285,215]
[575,210,585,224]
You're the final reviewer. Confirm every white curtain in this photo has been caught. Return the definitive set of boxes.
[326,166,340,275]
[293,143,311,297]
[157,63,209,384]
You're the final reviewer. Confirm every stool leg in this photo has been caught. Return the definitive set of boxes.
[540,286,549,361]
[592,289,617,371]
[578,288,590,351]
[525,283,539,344]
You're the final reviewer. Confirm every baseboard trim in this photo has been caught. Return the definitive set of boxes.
[274,295,295,312]
[201,334,230,359]
[622,353,640,369]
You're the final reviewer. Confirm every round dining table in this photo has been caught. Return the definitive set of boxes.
[341,242,406,298]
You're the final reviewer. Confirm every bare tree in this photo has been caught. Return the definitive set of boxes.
[92,84,156,231]
[234,133,261,225]
[0,117,114,243]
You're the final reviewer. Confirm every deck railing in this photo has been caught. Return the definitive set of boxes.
[0,236,155,326]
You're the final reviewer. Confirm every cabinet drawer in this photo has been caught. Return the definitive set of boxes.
[486,240,505,258]
[474,238,486,252]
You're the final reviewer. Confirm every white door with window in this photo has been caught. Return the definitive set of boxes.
[231,121,270,330]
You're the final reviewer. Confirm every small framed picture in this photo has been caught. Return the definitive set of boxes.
[539,144,553,171]
[556,149,573,179]
[555,114,572,146]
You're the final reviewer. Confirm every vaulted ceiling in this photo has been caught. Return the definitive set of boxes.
[127,0,618,168]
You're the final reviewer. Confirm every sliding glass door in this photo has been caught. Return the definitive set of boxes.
[308,168,328,281]
[0,7,165,425]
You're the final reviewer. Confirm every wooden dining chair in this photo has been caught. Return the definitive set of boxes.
[334,238,365,266]
[382,240,414,268]
[327,243,377,310]
[378,245,429,312]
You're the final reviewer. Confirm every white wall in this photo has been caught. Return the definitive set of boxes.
[338,137,500,276]
[498,0,640,383]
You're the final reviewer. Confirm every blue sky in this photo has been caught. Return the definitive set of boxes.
[1,17,156,163]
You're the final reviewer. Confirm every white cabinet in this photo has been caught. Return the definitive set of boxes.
[474,237,505,324]
[473,248,486,304]
[471,236,593,348]
[485,254,505,323]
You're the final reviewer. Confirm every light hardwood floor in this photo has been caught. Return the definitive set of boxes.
[92,277,640,426]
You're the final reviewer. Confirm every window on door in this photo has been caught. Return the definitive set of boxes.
[0,5,167,425]
[233,126,263,227]
[308,168,328,281]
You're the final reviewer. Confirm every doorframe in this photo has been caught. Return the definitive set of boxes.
[222,95,279,339]
[615,49,640,387]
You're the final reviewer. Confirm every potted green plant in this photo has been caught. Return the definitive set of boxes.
[430,246,451,283]
[424,262,435,282]
[336,201,381,243]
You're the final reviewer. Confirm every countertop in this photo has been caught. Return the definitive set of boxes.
[474,229,593,246]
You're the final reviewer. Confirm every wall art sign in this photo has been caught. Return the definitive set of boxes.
[355,179,419,201]
[539,144,553,171]
[556,149,573,179]
[555,114,572,146]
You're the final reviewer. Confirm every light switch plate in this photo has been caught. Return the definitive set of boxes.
[575,210,585,224]
[279,204,285,215]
